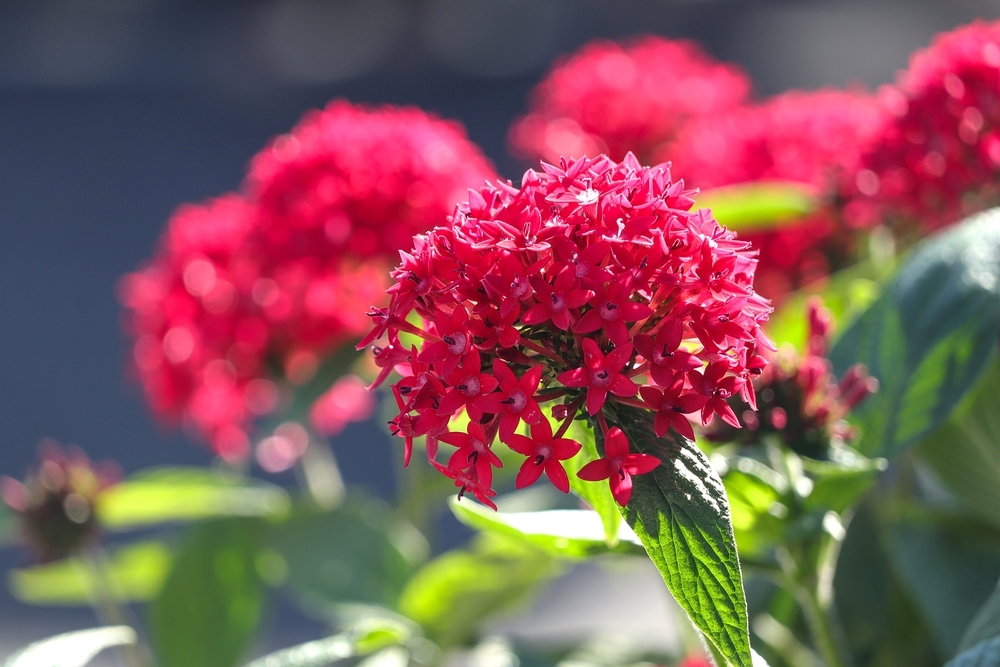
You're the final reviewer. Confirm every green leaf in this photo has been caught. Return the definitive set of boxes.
[721,458,787,558]
[562,418,623,545]
[920,359,1000,529]
[946,636,1000,667]
[960,580,1000,655]
[265,499,427,620]
[150,518,264,667]
[397,534,564,649]
[885,513,1000,657]
[695,181,818,232]
[241,618,414,667]
[800,451,886,515]
[448,497,642,559]
[9,541,171,605]
[0,502,17,547]
[607,405,751,667]
[96,467,289,530]
[765,257,894,351]
[828,209,1000,457]
[2,626,137,667]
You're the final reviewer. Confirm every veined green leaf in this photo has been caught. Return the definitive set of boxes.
[8,541,171,605]
[96,467,289,530]
[695,181,817,233]
[150,518,264,667]
[2,626,136,667]
[449,497,641,559]
[608,405,751,667]
[829,209,1000,457]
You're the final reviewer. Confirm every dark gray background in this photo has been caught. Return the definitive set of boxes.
[0,0,997,653]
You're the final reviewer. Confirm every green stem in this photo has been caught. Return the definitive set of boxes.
[297,437,346,510]
[776,546,851,667]
[80,544,153,667]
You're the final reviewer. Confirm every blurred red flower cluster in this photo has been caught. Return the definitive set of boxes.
[364,154,771,506]
[512,22,1000,302]
[120,102,495,460]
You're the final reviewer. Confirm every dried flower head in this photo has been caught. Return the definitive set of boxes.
[364,154,771,507]
[1,442,120,560]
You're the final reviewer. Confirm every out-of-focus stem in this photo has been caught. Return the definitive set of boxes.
[298,438,346,510]
[80,544,153,667]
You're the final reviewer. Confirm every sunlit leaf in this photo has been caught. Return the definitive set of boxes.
[449,497,641,559]
[695,181,817,232]
[721,457,787,557]
[828,208,1000,457]
[563,418,623,546]
[8,541,171,605]
[241,618,414,667]
[150,518,264,667]
[96,467,289,530]
[2,626,136,667]
[397,534,563,649]
[609,405,752,667]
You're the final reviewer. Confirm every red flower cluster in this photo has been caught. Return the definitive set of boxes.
[666,89,885,300]
[509,37,750,165]
[0,441,120,560]
[363,154,772,507]
[853,19,1000,231]
[706,298,877,459]
[120,102,495,459]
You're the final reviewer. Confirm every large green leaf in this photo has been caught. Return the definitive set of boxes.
[397,534,563,649]
[150,518,264,667]
[695,181,817,232]
[449,497,641,559]
[946,636,1000,667]
[961,580,1000,655]
[265,499,427,619]
[2,626,136,667]
[9,541,171,605]
[828,209,1000,457]
[920,359,1000,528]
[885,513,1000,657]
[607,405,751,667]
[96,467,289,529]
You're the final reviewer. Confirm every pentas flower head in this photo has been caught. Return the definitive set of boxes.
[509,37,750,164]
[122,103,495,460]
[364,154,772,507]
[851,19,1000,232]
[706,297,878,459]
[666,89,885,301]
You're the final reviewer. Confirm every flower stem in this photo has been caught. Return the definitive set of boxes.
[297,437,346,510]
[80,544,153,667]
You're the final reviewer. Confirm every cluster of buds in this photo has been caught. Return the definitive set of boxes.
[509,36,750,165]
[363,154,772,507]
[0,442,120,560]
[706,298,878,459]
[851,19,1000,232]
[667,89,885,300]
[120,102,495,460]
